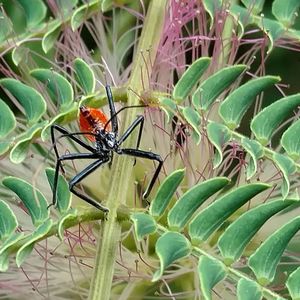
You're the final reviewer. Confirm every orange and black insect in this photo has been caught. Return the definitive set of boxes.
[50,85,163,212]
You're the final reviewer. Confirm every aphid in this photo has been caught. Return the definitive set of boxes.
[50,85,163,212]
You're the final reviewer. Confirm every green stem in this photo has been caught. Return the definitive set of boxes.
[88,2,167,300]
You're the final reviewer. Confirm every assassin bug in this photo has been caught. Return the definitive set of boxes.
[50,85,163,212]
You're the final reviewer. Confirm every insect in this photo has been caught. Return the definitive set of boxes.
[50,85,163,212]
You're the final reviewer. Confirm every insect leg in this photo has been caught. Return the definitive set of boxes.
[117,115,144,166]
[120,148,163,199]
[105,85,118,134]
[51,152,100,209]
[51,124,95,173]
[69,157,110,212]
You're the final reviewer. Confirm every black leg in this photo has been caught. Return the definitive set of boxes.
[105,85,118,134]
[51,124,95,173]
[51,152,101,209]
[117,115,144,166]
[117,115,144,149]
[120,148,163,199]
[69,157,110,212]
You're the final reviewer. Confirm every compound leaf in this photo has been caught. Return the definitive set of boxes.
[16,219,52,267]
[241,0,264,14]
[0,232,24,272]
[160,97,177,123]
[237,278,262,300]
[71,0,100,30]
[150,169,185,218]
[273,153,296,199]
[42,20,61,53]
[198,256,227,300]
[182,107,201,144]
[0,78,46,125]
[251,94,300,145]
[10,121,47,164]
[2,177,49,226]
[131,213,157,241]
[241,137,264,180]
[0,10,12,43]
[17,0,47,28]
[152,232,191,282]
[57,209,77,240]
[74,58,95,94]
[218,199,296,264]
[0,200,18,240]
[0,98,16,138]
[207,122,231,168]
[173,57,211,103]
[189,183,270,244]
[248,216,300,285]
[219,76,280,129]
[31,68,74,112]
[281,119,300,161]
[168,177,229,230]
[286,267,300,299]
[272,0,300,27]
[192,65,247,111]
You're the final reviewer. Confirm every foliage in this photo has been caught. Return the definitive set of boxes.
[1,0,300,299]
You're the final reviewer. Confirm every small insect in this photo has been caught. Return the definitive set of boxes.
[50,85,163,212]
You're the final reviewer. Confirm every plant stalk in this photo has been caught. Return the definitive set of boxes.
[88,1,167,299]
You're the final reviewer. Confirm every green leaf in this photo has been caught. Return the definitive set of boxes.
[241,137,264,180]
[16,0,47,28]
[281,119,300,161]
[131,213,157,241]
[237,278,262,300]
[182,107,201,144]
[251,94,300,145]
[286,267,300,299]
[30,68,74,112]
[11,45,29,66]
[0,200,18,240]
[207,122,231,168]
[152,232,191,282]
[0,140,13,156]
[248,216,300,285]
[0,78,46,125]
[55,0,78,16]
[168,177,230,230]
[272,0,300,27]
[0,10,12,43]
[219,76,280,129]
[218,199,296,264]
[42,20,61,53]
[2,177,49,226]
[101,0,114,12]
[189,183,270,244]
[202,0,222,25]
[45,168,71,214]
[173,57,211,103]
[149,169,185,217]
[198,256,227,300]
[57,208,77,240]
[160,97,177,123]
[0,232,24,272]
[241,0,265,14]
[273,153,296,199]
[41,104,77,140]
[16,219,52,267]
[10,121,48,164]
[0,98,16,138]
[71,0,100,31]
[192,65,247,111]
[74,58,95,94]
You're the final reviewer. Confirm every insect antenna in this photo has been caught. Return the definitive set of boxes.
[103,104,148,131]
